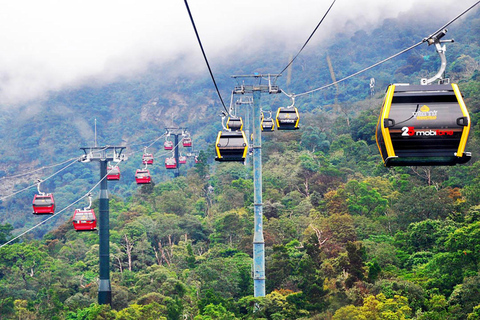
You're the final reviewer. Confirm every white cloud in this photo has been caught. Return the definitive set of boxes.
[0,0,474,104]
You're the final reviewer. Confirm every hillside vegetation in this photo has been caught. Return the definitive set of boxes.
[1,5,480,320]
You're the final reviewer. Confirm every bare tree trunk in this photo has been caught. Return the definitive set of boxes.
[311,225,328,248]
[124,234,134,272]
[115,256,123,273]
[304,177,310,197]
[411,167,433,186]
[153,246,162,265]
[158,240,171,266]
[168,235,174,258]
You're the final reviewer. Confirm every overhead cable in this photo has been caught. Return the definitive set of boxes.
[184,0,229,114]
[291,0,480,98]
[0,157,78,181]
[128,132,166,149]
[277,0,336,77]
[293,41,424,97]
[0,159,124,249]
[0,158,79,201]
[145,132,167,149]
[424,0,480,42]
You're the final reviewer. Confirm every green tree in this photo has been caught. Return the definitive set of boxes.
[297,234,329,312]
[350,109,378,144]
[345,180,388,217]
[404,219,457,253]
[66,303,116,320]
[448,275,480,319]
[333,293,412,319]
[0,297,15,319]
[195,150,210,180]
[266,245,293,292]
[14,299,36,320]
[116,303,167,320]
[416,294,449,320]
[194,303,238,320]
[195,253,253,300]
[0,223,13,244]
[468,305,480,320]
[392,186,455,229]
[300,126,330,153]
[0,242,50,291]
[345,241,366,288]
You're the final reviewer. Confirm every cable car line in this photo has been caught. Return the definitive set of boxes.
[1,128,189,203]
[0,158,79,201]
[144,132,168,150]
[423,0,480,43]
[0,159,123,249]
[0,157,78,181]
[286,1,480,99]
[3,1,478,245]
[277,0,336,77]
[183,0,229,115]
[291,41,424,98]
[127,132,167,149]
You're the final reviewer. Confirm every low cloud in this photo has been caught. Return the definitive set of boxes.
[0,0,473,105]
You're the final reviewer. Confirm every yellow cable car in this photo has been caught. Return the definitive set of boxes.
[261,114,275,132]
[215,130,248,162]
[376,83,471,166]
[276,107,299,130]
[226,117,243,131]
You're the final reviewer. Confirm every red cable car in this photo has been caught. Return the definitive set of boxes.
[135,169,152,184]
[164,141,174,150]
[165,157,177,169]
[179,156,187,164]
[32,194,55,215]
[183,138,192,147]
[72,209,97,231]
[142,153,154,165]
[107,165,121,180]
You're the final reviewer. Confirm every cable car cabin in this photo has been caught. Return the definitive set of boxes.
[107,166,121,180]
[72,209,97,231]
[165,157,177,169]
[226,117,243,131]
[135,169,152,184]
[142,153,154,165]
[215,130,248,162]
[164,141,174,150]
[261,117,275,132]
[32,194,55,215]
[276,107,300,130]
[183,138,192,147]
[179,156,187,164]
[376,83,471,166]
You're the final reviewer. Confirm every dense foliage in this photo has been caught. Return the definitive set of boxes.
[1,5,480,320]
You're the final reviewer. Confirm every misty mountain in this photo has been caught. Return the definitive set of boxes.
[0,5,479,233]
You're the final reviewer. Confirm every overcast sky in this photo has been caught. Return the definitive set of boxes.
[0,0,476,105]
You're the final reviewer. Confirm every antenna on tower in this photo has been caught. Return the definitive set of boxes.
[94,118,97,147]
